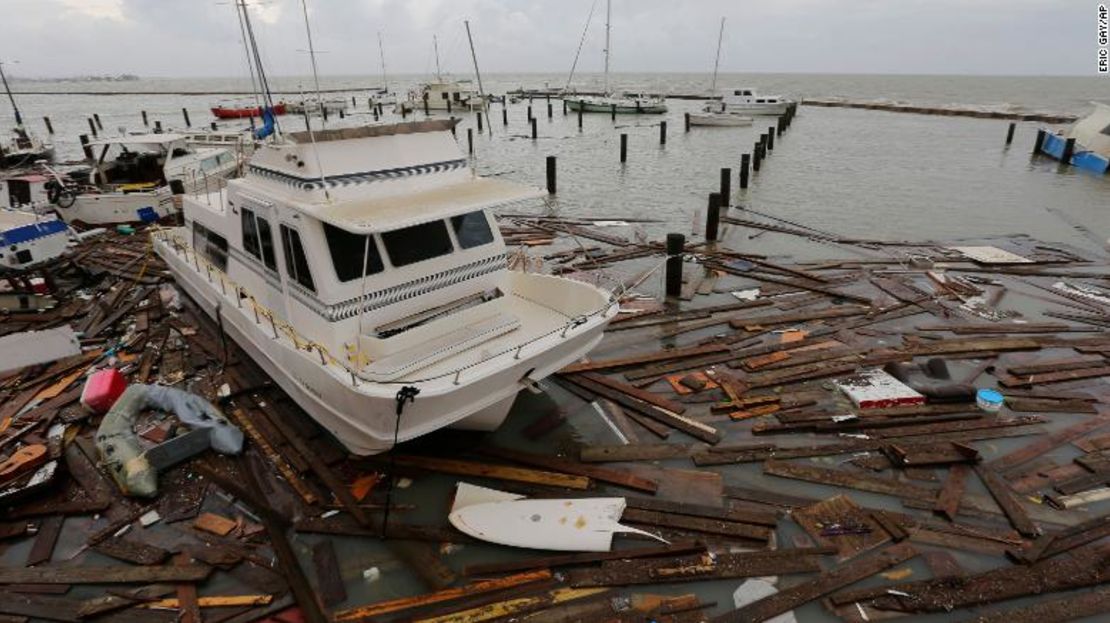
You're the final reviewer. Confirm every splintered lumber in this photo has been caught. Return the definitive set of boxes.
[0,565,212,584]
[999,365,1110,387]
[621,508,772,542]
[413,587,609,623]
[624,496,779,527]
[898,336,1041,356]
[967,587,1110,623]
[1030,513,1110,561]
[463,542,705,577]
[763,460,938,500]
[141,595,274,609]
[333,570,553,621]
[389,456,590,489]
[792,495,890,559]
[561,344,730,374]
[1005,357,1107,376]
[987,414,1110,472]
[832,545,1110,613]
[727,305,867,330]
[580,444,703,463]
[568,549,828,587]
[577,372,687,414]
[974,465,1040,537]
[710,542,918,623]
[479,445,659,493]
[934,463,971,521]
[563,375,722,444]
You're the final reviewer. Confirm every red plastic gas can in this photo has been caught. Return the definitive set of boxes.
[81,368,128,414]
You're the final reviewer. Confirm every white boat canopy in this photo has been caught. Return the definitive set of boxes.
[308,176,544,233]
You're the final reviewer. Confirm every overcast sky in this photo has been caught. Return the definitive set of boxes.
[0,0,1098,78]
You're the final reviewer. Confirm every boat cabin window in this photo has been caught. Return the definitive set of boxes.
[96,143,168,186]
[450,211,494,249]
[280,224,316,291]
[192,221,228,271]
[241,208,277,271]
[382,220,454,268]
[323,222,385,281]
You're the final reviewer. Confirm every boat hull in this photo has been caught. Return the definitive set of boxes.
[688,113,754,127]
[721,102,789,116]
[59,191,177,226]
[1039,132,1110,174]
[565,99,667,114]
[153,232,615,455]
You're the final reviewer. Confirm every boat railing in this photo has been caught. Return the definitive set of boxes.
[152,228,618,388]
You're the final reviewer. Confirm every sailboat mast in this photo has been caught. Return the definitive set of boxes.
[299,0,326,126]
[464,20,489,134]
[0,60,23,127]
[433,35,443,82]
[603,0,611,94]
[378,32,389,92]
[710,17,725,95]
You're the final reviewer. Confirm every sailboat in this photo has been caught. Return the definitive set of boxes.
[688,17,754,127]
[0,60,53,168]
[407,35,486,113]
[564,0,666,115]
[152,1,617,455]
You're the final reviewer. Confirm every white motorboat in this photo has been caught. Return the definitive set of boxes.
[151,118,617,455]
[286,97,349,116]
[0,210,69,272]
[49,133,239,226]
[409,80,485,112]
[719,88,792,115]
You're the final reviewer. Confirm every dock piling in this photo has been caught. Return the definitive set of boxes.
[684,112,690,132]
[339,108,345,119]
[547,101,553,119]
[665,233,685,297]
[578,106,583,130]
[154,120,163,134]
[527,105,533,121]
[1005,122,1016,145]
[546,156,557,194]
[141,110,148,127]
[719,168,731,207]
[611,103,616,121]
[706,192,721,241]
[87,117,98,138]
[753,142,762,171]
[659,121,667,145]
[740,154,750,189]
[531,117,538,140]
[502,105,508,126]
[424,93,430,116]
[210,122,217,131]
[182,108,191,128]
[93,114,103,131]
[43,117,53,135]
[477,111,483,132]
[766,128,775,151]
[79,134,93,159]
[446,97,452,114]
[562,99,567,115]
[620,133,628,163]
[1033,129,1045,154]
[467,128,474,154]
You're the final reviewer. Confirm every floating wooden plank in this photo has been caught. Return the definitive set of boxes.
[988,415,1110,472]
[414,587,608,623]
[898,336,1041,356]
[933,463,971,521]
[389,455,590,489]
[968,587,1110,623]
[93,537,171,566]
[562,375,722,444]
[974,465,1040,537]
[0,565,211,584]
[333,570,553,621]
[561,344,731,374]
[463,542,705,577]
[624,496,778,527]
[568,549,827,587]
[479,445,659,493]
[710,543,917,623]
[579,444,702,463]
[621,508,772,542]
[792,495,890,559]
[999,365,1110,387]
[763,460,938,500]
[141,595,274,609]
[576,372,688,414]
[25,515,63,566]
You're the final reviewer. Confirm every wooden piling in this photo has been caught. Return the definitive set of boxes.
[446,97,452,114]
[424,93,430,116]
[611,103,616,121]
[467,128,474,155]
[477,111,483,132]
[503,105,508,126]
[685,112,690,132]
[182,108,191,127]
[546,156,557,194]
[547,101,553,118]
[1005,122,1016,145]
[776,117,784,137]
[79,134,93,159]
[753,142,762,171]
[766,128,775,151]
[450,119,456,137]
[93,113,103,131]
[141,110,148,126]
[578,106,583,130]
[740,154,750,189]
[339,108,345,119]
[531,117,538,140]
[322,105,329,122]
[665,234,685,297]
[42,117,53,135]
[719,168,731,207]
[87,118,98,138]
[620,133,628,163]
[527,105,533,121]
[210,122,217,131]
[155,120,163,134]
[352,96,357,107]
[1061,137,1076,164]
[660,121,667,145]
[1033,129,1045,154]
[374,107,380,121]
[562,99,567,115]
[706,193,721,241]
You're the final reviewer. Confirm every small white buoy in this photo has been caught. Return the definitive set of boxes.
[362,567,381,582]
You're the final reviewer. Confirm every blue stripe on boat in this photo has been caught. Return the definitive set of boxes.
[0,219,68,247]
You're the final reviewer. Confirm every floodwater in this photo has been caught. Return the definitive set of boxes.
[4,73,1109,621]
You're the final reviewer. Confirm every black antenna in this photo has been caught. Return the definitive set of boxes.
[0,60,23,127]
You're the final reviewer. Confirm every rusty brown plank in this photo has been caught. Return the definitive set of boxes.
[934,463,971,521]
[974,465,1040,538]
[479,445,659,493]
[561,344,732,374]
[577,372,688,414]
[987,414,1110,473]
[463,542,705,577]
[621,508,771,542]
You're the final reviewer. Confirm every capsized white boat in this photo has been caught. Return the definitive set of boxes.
[448,483,664,552]
[151,118,617,454]
[49,133,239,226]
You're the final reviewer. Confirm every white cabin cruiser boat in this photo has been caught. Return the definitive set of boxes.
[689,102,754,127]
[720,89,792,115]
[151,119,617,454]
[409,81,485,112]
[565,94,666,115]
[50,134,239,226]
